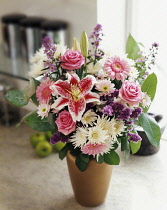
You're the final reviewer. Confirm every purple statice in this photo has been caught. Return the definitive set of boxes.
[126,121,134,125]
[136,57,146,63]
[112,102,125,112]
[103,105,113,116]
[152,42,159,48]
[131,107,142,119]
[128,132,142,143]
[49,63,57,72]
[95,48,105,58]
[42,36,56,59]
[118,108,132,120]
[94,24,103,32]
[50,132,68,145]
[111,89,119,98]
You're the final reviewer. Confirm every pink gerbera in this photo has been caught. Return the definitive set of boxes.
[81,143,110,157]
[104,56,131,81]
[36,80,54,104]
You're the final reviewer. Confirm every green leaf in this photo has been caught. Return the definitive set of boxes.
[16,110,37,128]
[80,153,89,163]
[31,94,39,106]
[75,154,88,172]
[25,112,57,132]
[141,73,157,112]
[126,34,141,60]
[97,155,104,164]
[32,78,41,88]
[138,113,161,147]
[130,141,141,154]
[121,137,129,151]
[59,145,68,160]
[104,150,120,165]
[5,90,28,106]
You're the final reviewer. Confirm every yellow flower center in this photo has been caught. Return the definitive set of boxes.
[102,85,109,92]
[92,132,99,139]
[71,86,81,101]
[42,108,46,112]
[114,63,121,70]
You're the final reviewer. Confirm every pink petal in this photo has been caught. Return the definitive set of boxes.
[67,73,80,86]
[84,92,100,103]
[79,75,95,94]
[68,98,86,122]
[55,80,71,98]
[51,97,69,110]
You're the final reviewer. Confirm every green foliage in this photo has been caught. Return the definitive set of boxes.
[121,136,129,151]
[30,78,41,106]
[59,144,69,160]
[97,155,104,164]
[5,90,28,106]
[80,153,89,163]
[130,141,141,154]
[126,34,141,60]
[25,112,57,133]
[104,150,120,165]
[75,154,89,172]
[138,113,161,147]
[141,73,157,112]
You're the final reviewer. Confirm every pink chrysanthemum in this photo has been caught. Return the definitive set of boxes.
[36,80,54,104]
[104,56,131,81]
[81,143,110,157]
[95,79,115,96]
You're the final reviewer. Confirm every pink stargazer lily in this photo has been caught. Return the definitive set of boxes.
[51,73,100,122]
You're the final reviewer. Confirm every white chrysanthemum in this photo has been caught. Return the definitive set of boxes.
[88,125,109,144]
[81,110,97,126]
[96,115,114,135]
[128,67,139,81]
[87,62,102,74]
[37,104,50,119]
[142,92,151,107]
[111,118,126,140]
[30,47,47,64]
[70,127,88,148]
[54,44,67,59]
[28,60,45,78]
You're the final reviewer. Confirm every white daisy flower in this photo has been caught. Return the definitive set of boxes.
[81,110,97,127]
[142,92,151,108]
[96,115,115,135]
[128,67,139,81]
[37,104,50,119]
[28,60,45,78]
[87,62,102,74]
[88,125,109,144]
[95,79,115,96]
[30,47,47,64]
[70,127,88,148]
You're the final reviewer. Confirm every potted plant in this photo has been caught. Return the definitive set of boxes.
[6,24,161,207]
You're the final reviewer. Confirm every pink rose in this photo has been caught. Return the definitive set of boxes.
[60,50,84,71]
[55,110,76,135]
[119,81,142,106]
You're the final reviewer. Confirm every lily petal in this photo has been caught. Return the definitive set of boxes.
[67,73,80,86]
[68,98,86,122]
[79,75,96,94]
[51,97,69,110]
[55,80,71,98]
[84,92,100,103]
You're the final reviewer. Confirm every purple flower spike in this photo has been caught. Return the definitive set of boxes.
[127,132,142,143]
[152,42,159,48]
[50,132,68,145]
[94,24,102,32]
[103,105,113,116]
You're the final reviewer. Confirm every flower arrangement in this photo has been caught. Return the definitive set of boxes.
[6,24,161,171]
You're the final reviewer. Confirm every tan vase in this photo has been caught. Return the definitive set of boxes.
[66,151,113,207]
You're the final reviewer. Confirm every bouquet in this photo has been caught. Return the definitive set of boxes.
[6,24,161,171]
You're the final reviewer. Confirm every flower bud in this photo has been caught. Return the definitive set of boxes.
[80,31,89,57]
[72,37,81,51]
